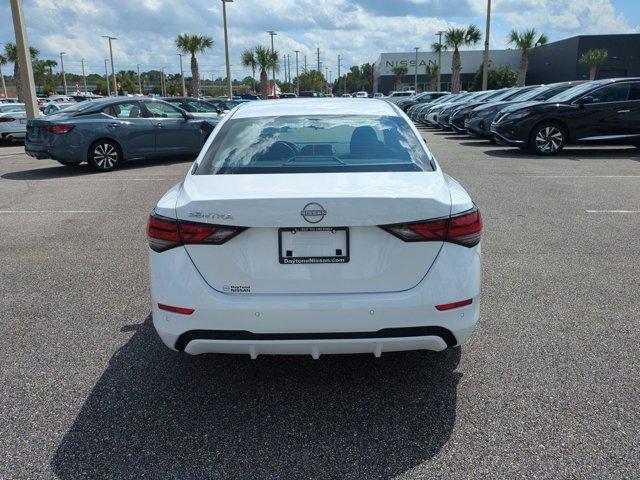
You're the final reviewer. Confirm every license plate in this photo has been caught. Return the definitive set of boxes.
[279,227,349,264]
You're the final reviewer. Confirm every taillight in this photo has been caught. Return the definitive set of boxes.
[146,212,246,252]
[380,207,482,247]
[43,124,75,134]
[0,117,16,123]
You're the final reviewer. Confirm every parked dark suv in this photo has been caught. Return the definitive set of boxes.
[491,78,640,155]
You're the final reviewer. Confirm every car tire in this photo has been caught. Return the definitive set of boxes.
[57,160,82,167]
[88,140,122,171]
[530,123,566,155]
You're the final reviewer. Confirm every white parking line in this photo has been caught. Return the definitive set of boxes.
[585,210,640,213]
[528,175,640,178]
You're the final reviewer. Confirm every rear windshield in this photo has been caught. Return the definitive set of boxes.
[196,115,434,175]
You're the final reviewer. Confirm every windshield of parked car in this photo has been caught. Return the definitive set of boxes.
[546,82,600,102]
[196,115,434,175]
[0,104,26,113]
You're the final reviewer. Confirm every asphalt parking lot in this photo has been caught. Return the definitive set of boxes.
[1,132,638,479]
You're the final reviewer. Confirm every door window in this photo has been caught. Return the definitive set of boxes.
[102,102,142,118]
[627,82,640,101]
[144,101,185,118]
[588,83,630,103]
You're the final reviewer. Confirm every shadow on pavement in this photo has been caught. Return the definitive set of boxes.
[1,156,194,181]
[51,315,461,479]
[483,147,640,160]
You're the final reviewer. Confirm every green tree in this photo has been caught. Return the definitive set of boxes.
[391,66,408,91]
[298,69,325,92]
[425,63,439,91]
[579,48,608,80]
[3,42,39,102]
[508,28,547,86]
[444,26,481,93]
[241,49,257,93]
[251,45,279,99]
[470,64,517,91]
[175,34,214,96]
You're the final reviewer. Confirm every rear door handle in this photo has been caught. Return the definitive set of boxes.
[617,109,631,113]
[155,122,164,128]
[108,122,121,128]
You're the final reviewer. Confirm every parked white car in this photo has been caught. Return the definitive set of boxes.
[0,103,27,141]
[354,91,369,98]
[147,98,482,358]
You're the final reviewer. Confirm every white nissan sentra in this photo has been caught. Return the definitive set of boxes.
[147,98,482,358]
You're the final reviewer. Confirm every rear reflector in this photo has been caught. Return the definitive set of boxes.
[43,124,75,134]
[380,207,482,247]
[158,303,195,315]
[146,212,246,252]
[435,299,473,311]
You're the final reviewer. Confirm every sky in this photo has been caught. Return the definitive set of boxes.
[1,0,638,80]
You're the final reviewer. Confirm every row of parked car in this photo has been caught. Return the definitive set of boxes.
[402,78,640,155]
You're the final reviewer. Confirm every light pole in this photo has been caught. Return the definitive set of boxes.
[0,62,7,99]
[316,47,320,72]
[482,0,492,90]
[337,54,342,95]
[325,67,329,93]
[414,47,419,92]
[160,67,166,97]
[267,31,277,97]
[222,0,233,99]
[59,52,67,95]
[104,59,110,96]
[102,35,117,96]
[177,54,186,96]
[137,64,142,94]
[294,50,299,94]
[9,0,38,117]
[81,58,87,94]
[436,31,444,92]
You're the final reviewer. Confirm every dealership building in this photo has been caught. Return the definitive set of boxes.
[372,34,640,94]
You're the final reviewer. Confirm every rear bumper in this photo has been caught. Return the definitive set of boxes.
[149,242,482,358]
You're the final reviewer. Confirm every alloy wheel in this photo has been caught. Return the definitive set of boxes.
[535,126,563,153]
[93,142,119,170]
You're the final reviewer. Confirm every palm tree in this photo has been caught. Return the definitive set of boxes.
[32,59,47,91]
[391,66,408,91]
[252,46,278,99]
[425,63,439,91]
[175,34,213,97]
[444,26,481,93]
[579,48,608,80]
[508,29,547,87]
[3,42,39,102]
[241,49,257,93]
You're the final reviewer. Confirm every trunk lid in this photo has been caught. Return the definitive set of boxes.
[176,171,452,294]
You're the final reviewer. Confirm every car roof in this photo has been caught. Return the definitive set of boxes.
[231,98,398,118]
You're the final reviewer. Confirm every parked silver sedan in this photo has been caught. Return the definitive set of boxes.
[0,103,27,142]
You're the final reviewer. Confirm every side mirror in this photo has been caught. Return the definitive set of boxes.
[577,96,594,107]
[182,111,194,120]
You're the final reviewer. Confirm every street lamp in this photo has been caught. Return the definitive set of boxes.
[81,58,87,94]
[294,50,300,94]
[137,63,142,94]
[104,59,110,96]
[101,35,117,96]
[222,0,233,99]
[482,0,492,90]
[267,31,277,98]
[59,52,67,95]
[414,47,419,93]
[177,54,186,96]
[436,31,444,92]
[160,67,166,97]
